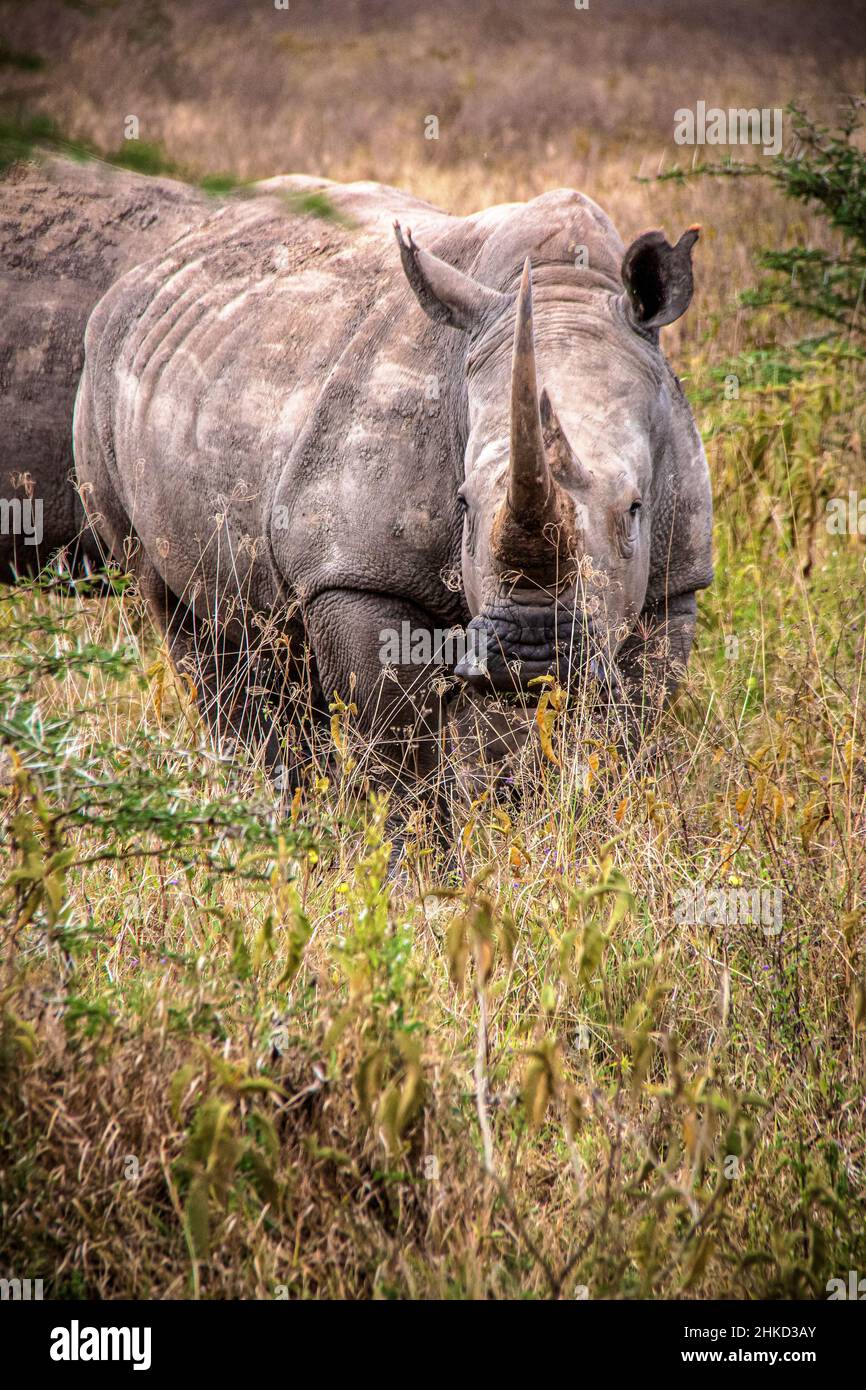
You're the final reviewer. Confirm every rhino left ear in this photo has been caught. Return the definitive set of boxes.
[621,226,700,331]
[394,221,508,332]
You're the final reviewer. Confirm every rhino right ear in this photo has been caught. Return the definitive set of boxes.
[394,221,508,332]
[621,226,700,331]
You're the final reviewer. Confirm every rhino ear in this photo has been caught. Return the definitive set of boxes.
[621,226,700,331]
[394,221,508,332]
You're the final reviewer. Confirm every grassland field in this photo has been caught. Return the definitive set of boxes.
[0,0,865,1299]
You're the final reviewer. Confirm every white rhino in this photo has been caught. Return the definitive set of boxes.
[73,176,712,789]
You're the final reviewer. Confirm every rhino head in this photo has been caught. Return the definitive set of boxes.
[395,216,702,696]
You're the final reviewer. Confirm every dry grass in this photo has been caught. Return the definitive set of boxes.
[1,0,865,1299]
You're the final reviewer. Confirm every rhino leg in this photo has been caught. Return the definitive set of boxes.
[615,590,698,740]
[75,387,318,785]
[303,589,453,803]
[138,562,315,784]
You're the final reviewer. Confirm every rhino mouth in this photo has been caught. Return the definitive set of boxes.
[454,601,621,698]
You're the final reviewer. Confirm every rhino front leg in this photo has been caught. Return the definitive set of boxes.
[303,589,454,800]
[127,555,311,782]
[615,590,698,740]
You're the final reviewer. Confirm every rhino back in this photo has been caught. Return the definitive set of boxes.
[76,183,470,623]
[0,156,213,576]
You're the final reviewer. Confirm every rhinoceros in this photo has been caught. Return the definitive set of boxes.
[0,156,214,579]
[73,176,712,789]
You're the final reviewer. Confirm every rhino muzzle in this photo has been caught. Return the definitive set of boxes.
[454,599,621,697]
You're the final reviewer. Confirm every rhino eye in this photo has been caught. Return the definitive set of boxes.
[456,491,469,516]
[617,500,641,559]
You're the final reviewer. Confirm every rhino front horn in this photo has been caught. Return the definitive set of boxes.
[491,258,579,577]
[508,257,555,529]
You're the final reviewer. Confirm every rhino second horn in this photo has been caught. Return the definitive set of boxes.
[540,387,591,489]
[508,257,556,528]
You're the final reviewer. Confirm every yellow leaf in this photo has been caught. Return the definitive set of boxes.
[683,1112,698,1160]
[328,692,357,760]
[524,1061,550,1130]
[185,1175,210,1262]
[682,1235,714,1290]
[356,1048,386,1119]
[535,690,561,768]
[147,657,167,721]
[475,935,494,986]
[447,913,468,986]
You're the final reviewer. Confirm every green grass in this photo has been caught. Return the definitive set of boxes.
[0,112,231,191]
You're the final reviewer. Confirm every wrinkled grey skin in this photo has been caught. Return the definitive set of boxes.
[74,177,712,789]
[0,157,214,579]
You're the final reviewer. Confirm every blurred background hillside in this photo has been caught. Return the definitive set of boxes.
[2,1,862,181]
[2,0,862,357]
